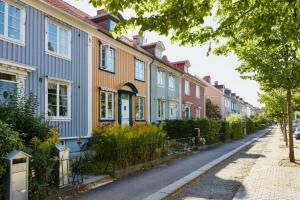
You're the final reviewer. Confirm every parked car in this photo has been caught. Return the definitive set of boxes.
[294,127,300,140]
[292,123,299,132]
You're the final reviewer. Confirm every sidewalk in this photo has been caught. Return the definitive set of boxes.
[171,127,300,200]
[233,128,300,200]
[73,129,269,200]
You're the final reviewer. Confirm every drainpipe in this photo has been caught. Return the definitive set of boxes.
[149,57,155,123]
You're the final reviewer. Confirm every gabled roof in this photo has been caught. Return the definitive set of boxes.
[141,41,166,51]
[172,60,191,68]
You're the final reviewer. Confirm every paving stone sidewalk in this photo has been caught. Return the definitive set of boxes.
[171,127,300,200]
[233,128,300,200]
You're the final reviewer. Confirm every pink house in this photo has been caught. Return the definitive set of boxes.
[172,61,208,120]
[203,76,225,119]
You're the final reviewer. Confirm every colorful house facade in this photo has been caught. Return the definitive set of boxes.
[172,61,207,120]
[0,0,93,151]
[90,11,152,127]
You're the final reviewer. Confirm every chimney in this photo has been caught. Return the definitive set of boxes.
[162,55,169,63]
[214,81,218,86]
[203,76,211,84]
[133,35,144,46]
[97,9,108,16]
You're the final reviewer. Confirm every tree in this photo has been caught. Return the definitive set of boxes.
[89,1,300,162]
[206,99,222,119]
[259,90,288,145]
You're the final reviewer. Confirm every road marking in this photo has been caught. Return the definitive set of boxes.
[143,129,271,200]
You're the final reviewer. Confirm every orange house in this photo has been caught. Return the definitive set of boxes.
[91,10,152,128]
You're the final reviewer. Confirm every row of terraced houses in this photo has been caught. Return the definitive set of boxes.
[0,0,258,152]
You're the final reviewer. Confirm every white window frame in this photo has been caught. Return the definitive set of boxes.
[157,68,165,87]
[168,74,175,90]
[134,58,145,81]
[155,48,162,58]
[196,85,200,99]
[157,100,166,120]
[185,80,190,96]
[136,96,145,120]
[45,78,71,121]
[169,102,177,120]
[184,66,188,73]
[100,90,115,120]
[45,18,72,60]
[99,43,115,73]
[0,0,25,45]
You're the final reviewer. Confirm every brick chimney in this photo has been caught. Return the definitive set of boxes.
[203,76,211,84]
[214,81,218,86]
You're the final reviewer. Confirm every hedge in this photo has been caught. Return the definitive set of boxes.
[226,114,245,140]
[163,119,222,145]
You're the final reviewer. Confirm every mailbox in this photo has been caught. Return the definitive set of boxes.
[194,128,200,145]
[53,144,70,188]
[4,150,31,200]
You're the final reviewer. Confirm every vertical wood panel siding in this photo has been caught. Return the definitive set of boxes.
[0,5,89,139]
[150,64,181,123]
[92,37,148,128]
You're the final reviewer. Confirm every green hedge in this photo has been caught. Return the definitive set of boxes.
[226,114,245,140]
[219,121,232,142]
[163,119,222,145]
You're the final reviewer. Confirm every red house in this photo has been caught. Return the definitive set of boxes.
[172,60,208,119]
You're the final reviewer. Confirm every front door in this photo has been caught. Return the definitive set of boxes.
[121,94,130,125]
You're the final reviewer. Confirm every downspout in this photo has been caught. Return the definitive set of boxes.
[149,57,155,123]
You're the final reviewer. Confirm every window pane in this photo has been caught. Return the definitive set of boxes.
[59,85,68,116]
[48,22,57,52]
[48,83,57,116]
[8,5,20,40]
[100,92,106,118]
[140,98,144,119]
[101,45,106,67]
[59,28,69,56]
[0,1,4,35]
[135,97,140,119]
[107,93,113,118]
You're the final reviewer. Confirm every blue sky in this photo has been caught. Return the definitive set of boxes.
[65,0,261,107]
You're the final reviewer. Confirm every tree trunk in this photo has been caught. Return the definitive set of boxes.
[282,119,288,146]
[287,89,295,162]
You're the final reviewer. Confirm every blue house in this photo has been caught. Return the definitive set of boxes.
[0,0,92,152]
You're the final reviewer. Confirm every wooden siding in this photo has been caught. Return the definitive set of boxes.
[92,37,148,128]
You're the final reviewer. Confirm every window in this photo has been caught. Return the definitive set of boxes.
[46,79,71,120]
[155,49,162,58]
[100,91,114,120]
[184,66,188,73]
[0,1,24,43]
[185,105,190,120]
[196,107,201,119]
[196,85,200,98]
[169,74,175,90]
[109,20,116,32]
[185,80,190,95]
[157,100,166,120]
[135,59,145,81]
[136,96,145,120]
[100,43,115,73]
[46,19,71,58]
[157,69,165,86]
[169,102,177,120]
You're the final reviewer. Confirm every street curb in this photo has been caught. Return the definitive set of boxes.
[143,128,272,200]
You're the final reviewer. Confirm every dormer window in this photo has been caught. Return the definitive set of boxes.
[184,66,188,73]
[109,20,116,32]
[155,49,162,59]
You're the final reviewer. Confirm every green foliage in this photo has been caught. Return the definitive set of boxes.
[85,124,167,174]
[226,114,245,140]
[0,121,23,198]
[219,121,232,142]
[205,99,222,119]
[27,128,60,200]
[164,119,222,144]
[0,94,59,200]
[0,94,51,144]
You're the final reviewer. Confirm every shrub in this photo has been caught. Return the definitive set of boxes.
[219,121,232,142]
[163,119,222,145]
[227,114,245,140]
[85,124,167,174]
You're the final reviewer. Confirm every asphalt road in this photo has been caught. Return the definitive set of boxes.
[73,130,268,200]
